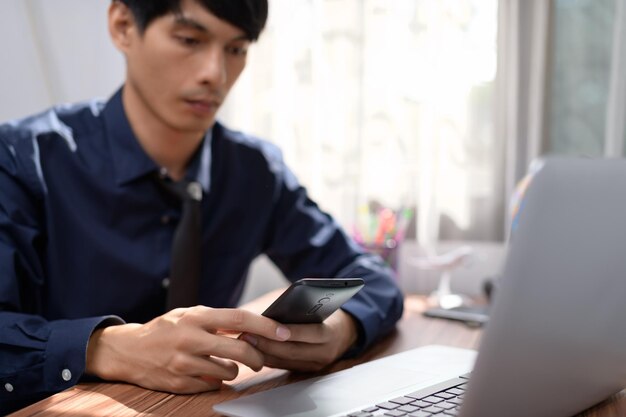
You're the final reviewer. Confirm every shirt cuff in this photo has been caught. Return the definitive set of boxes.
[43,315,124,393]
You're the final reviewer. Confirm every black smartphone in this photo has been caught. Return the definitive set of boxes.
[262,278,365,324]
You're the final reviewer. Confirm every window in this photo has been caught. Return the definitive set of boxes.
[545,0,617,156]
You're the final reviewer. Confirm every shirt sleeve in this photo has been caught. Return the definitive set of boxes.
[0,314,123,413]
[0,130,124,414]
[262,152,404,356]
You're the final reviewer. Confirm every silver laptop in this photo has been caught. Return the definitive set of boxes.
[215,157,626,417]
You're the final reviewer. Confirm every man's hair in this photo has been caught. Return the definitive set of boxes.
[116,0,269,41]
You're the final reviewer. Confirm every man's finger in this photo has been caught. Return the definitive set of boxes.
[170,354,240,381]
[249,336,334,364]
[194,335,265,371]
[191,307,291,341]
[278,322,329,344]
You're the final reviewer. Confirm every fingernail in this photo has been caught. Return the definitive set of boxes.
[242,334,258,346]
[276,326,290,341]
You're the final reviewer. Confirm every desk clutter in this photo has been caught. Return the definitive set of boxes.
[352,204,413,271]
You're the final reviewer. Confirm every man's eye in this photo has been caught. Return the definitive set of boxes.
[177,36,201,46]
[226,46,248,57]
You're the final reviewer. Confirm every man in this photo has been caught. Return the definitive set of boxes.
[0,0,403,413]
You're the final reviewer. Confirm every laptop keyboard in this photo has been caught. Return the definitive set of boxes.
[341,373,471,417]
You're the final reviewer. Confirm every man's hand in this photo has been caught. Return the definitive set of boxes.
[85,306,291,393]
[239,309,359,372]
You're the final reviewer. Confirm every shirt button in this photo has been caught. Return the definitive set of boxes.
[162,278,170,289]
[61,369,72,382]
[4,383,13,392]
[161,215,171,225]
[159,167,168,179]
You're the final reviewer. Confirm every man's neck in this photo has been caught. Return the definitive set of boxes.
[122,86,206,181]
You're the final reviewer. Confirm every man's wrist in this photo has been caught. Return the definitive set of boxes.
[85,324,133,381]
[85,329,104,376]
[338,309,365,358]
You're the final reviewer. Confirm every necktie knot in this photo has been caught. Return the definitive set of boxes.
[186,181,203,202]
[158,173,202,203]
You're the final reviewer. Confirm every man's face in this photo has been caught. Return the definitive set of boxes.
[118,0,250,135]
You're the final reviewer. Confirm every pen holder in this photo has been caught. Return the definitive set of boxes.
[359,239,399,271]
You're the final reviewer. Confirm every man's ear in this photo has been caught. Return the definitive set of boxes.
[108,1,137,53]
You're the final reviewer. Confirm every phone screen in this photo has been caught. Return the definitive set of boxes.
[262,278,364,324]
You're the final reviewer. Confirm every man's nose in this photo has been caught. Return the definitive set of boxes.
[198,46,227,87]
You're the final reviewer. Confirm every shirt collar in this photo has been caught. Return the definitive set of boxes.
[185,129,212,193]
[102,87,212,191]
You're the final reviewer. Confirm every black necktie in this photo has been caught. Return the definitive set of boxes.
[157,174,203,310]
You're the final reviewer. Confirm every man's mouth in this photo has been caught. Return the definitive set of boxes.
[184,98,221,115]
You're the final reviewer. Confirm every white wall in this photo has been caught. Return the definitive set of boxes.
[0,0,124,122]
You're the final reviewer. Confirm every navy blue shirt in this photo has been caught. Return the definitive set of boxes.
[0,89,403,412]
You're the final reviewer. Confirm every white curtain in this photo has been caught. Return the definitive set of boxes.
[220,0,502,248]
[496,0,551,236]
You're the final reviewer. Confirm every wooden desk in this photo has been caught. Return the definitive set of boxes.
[9,295,626,417]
